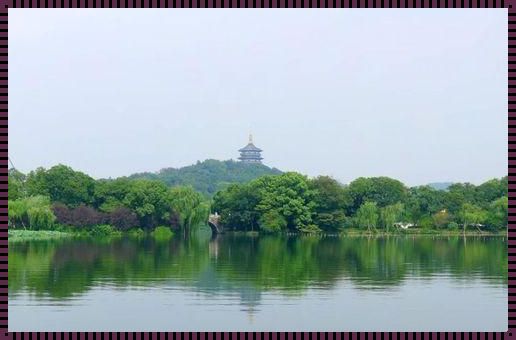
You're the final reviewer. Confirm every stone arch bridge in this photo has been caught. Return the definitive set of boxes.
[208,213,224,235]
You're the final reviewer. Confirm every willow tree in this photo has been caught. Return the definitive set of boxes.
[459,203,487,234]
[356,201,379,233]
[8,199,28,229]
[380,203,404,232]
[169,186,209,236]
[8,195,55,230]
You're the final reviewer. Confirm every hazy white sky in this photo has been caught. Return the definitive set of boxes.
[9,9,507,185]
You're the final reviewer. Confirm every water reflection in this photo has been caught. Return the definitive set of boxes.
[9,234,507,306]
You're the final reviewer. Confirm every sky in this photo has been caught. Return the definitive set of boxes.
[9,9,507,186]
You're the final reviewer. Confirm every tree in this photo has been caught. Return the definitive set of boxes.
[8,199,28,229]
[169,186,209,236]
[444,183,477,214]
[259,210,287,233]
[8,168,26,200]
[53,203,138,230]
[346,177,407,215]
[310,176,347,232]
[404,186,445,223]
[122,179,171,229]
[356,201,379,232]
[25,165,95,207]
[254,172,316,232]
[486,196,508,230]
[108,207,139,231]
[476,178,507,207]
[70,205,105,228]
[380,203,404,231]
[212,183,261,231]
[93,178,133,212]
[313,211,345,232]
[458,203,488,233]
[8,196,55,230]
[25,167,49,196]
[213,172,318,232]
[26,196,56,230]
[52,203,72,226]
[432,209,451,229]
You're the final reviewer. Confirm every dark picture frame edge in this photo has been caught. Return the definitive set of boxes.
[2,1,512,339]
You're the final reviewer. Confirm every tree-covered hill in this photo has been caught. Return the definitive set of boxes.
[128,159,282,196]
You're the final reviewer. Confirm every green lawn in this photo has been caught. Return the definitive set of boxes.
[8,229,74,242]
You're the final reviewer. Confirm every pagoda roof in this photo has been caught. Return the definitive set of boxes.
[238,143,262,152]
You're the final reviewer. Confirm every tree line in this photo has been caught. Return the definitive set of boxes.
[8,163,508,234]
[212,172,508,233]
[8,165,209,235]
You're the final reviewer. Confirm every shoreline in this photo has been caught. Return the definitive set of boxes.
[8,229,75,242]
[8,227,506,242]
[7,227,173,242]
[340,229,506,237]
[210,228,506,238]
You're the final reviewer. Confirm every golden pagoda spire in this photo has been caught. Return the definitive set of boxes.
[249,133,253,144]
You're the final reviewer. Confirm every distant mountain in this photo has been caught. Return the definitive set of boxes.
[426,182,454,191]
[129,159,282,196]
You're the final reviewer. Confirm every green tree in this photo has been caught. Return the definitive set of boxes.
[93,178,134,212]
[8,196,56,230]
[8,199,28,229]
[8,168,26,200]
[213,172,318,233]
[404,186,445,223]
[458,203,488,233]
[380,203,404,231]
[444,183,477,214]
[25,167,49,197]
[254,172,316,232]
[212,183,261,231]
[346,177,407,215]
[123,179,171,229]
[310,176,347,232]
[476,177,507,208]
[26,165,95,207]
[356,201,379,232]
[259,210,287,233]
[169,186,209,236]
[486,196,508,230]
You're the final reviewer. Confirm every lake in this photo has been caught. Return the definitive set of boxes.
[8,233,507,331]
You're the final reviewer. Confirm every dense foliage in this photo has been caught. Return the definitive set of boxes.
[129,159,282,196]
[8,165,209,234]
[8,162,507,234]
[213,173,508,233]
[25,165,96,207]
[8,195,56,230]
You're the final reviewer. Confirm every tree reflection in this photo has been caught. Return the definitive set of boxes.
[9,235,507,305]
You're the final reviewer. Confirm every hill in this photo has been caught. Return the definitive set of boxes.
[129,159,282,196]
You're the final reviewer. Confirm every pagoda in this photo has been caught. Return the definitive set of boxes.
[238,134,263,163]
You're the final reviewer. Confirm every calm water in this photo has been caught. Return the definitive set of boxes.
[8,234,507,331]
